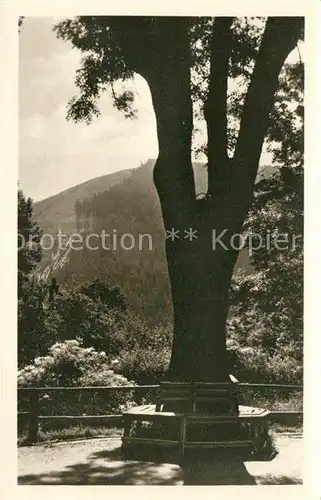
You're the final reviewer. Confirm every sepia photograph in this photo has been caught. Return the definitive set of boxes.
[15,13,307,487]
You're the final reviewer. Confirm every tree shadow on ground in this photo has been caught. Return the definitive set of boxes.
[181,459,301,485]
[18,445,301,486]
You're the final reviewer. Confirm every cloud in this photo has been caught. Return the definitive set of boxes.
[27,114,49,139]
[19,18,158,201]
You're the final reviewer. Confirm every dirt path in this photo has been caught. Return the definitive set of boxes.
[18,433,303,485]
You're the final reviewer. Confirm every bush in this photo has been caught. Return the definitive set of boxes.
[18,278,133,369]
[18,282,51,367]
[18,340,136,415]
[43,287,172,366]
[45,290,129,354]
[114,346,171,385]
[79,278,126,311]
[227,339,302,384]
[112,311,172,352]
[106,312,172,384]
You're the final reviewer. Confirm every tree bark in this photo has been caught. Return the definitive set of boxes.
[166,208,239,381]
[205,17,233,201]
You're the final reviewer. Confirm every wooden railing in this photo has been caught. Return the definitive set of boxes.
[18,383,303,442]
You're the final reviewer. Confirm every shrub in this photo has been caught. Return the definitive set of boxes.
[43,287,172,364]
[45,290,129,354]
[114,346,171,385]
[18,282,51,367]
[18,340,136,415]
[78,278,127,311]
[227,339,302,385]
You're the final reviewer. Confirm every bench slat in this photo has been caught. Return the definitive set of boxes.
[185,415,269,423]
[125,406,183,419]
[185,440,252,448]
[160,381,236,386]
[123,437,180,446]
[195,398,235,402]
[159,396,191,401]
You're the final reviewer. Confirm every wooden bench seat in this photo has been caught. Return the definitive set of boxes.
[121,379,270,459]
[125,404,269,420]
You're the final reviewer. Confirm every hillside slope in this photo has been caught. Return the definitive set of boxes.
[33,169,132,235]
[32,160,273,322]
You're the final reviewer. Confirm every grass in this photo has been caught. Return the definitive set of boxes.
[18,425,122,447]
[270,423,302,434]
[253,391,302,411]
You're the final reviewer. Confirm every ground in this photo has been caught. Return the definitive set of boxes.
[18,432,302,485]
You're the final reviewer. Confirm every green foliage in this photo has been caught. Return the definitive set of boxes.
[105,311,172,384]
[18,340,136,415]
[18,425,122,446]
[227,340,302,384]
[18,277,130,367]
[18,340,133,387]
[225,39,303,384]
[18,190,43,297]
[79,278,126,311]
[53,17,272,130]
[53,17,303,166]
[45,284,132,354]
[53,160,174,324]
[227,46,304,157]
[114,347,171,385]
[18,272,173,387]
[227,168,303,382]
[54,17,134,123]
[18,282,51,367]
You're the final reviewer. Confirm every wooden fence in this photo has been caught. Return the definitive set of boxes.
[18,383,303,442]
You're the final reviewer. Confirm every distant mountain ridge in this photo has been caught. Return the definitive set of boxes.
[33,160,274,323]
[33,168,133,235]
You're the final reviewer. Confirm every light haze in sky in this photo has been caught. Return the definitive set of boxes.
[19,17,159,201]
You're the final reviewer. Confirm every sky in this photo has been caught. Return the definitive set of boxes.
[19,17,298,202]
[19,17,159,201]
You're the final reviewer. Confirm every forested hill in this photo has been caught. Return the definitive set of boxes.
[33,160,273,323]
[33,168,133,235]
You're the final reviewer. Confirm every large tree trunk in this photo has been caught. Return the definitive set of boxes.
[143,20,231,382]
[166,216,239,382]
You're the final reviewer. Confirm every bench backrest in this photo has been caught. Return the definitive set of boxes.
[156,375,239,414]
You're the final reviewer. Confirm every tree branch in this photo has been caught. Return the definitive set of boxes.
[106,17,196,227]
[232,17,303,212]
[142,18,196,226]
[205,17,234,199]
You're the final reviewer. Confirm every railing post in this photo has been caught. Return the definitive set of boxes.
[28,390,39,443]
[135,388,144,406]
